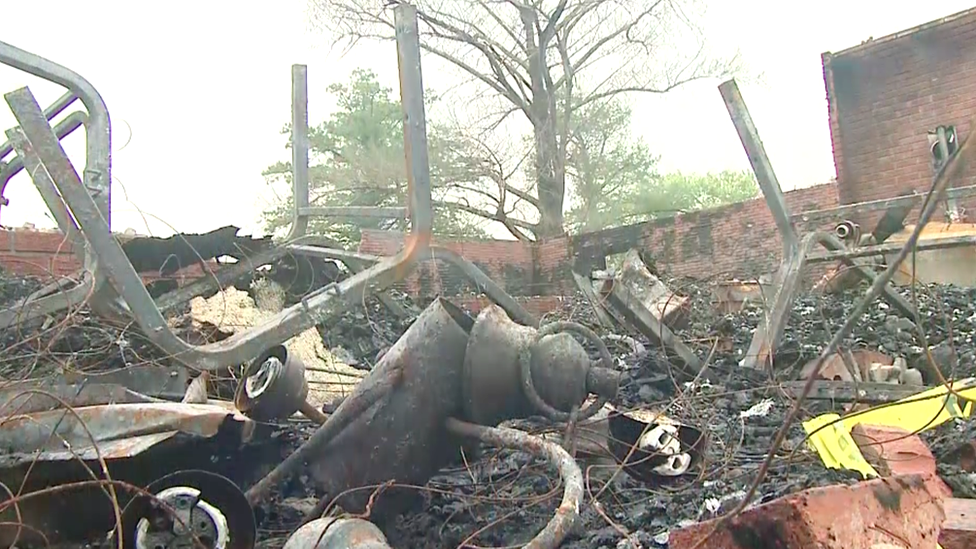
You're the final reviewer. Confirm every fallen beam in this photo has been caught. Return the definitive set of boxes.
[781,380,926,403]
[808,233,976,263]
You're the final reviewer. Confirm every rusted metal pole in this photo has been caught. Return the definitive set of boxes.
[719,79,798,257]
[287,64,310,241]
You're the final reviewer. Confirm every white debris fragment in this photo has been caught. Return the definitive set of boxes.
[739,398,774,419]
[188,284,365,408]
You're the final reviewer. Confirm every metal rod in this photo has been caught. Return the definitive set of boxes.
[719,79,798,256]
[0,111,88,224]
[0,272,94,329]
[298,206,408,219]
[287,64,310,241]
[301,244,538,327]
[4,128,83,248]
[0,91,77,162]
[1,110,87,180]
[287,244,382,264]
[395,3,433,244]
[0,41,112,227]
[153,246,294,313]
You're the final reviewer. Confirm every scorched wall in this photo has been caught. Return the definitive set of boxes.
[359,182,839,298]
[823,7,976,227]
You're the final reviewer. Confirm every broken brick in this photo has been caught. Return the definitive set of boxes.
[941,497,976,549]
[667,474,947,549]
[850,423,951,493]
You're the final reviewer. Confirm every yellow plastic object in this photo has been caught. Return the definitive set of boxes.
[801,381,976,549]
[803,413,879,479]
[804,378,976,477]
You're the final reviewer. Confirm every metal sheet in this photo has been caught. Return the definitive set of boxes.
[0,402,253,467]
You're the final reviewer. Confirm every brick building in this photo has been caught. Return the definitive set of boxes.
[822,6,976,226]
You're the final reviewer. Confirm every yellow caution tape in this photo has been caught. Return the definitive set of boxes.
[802,413,879,478]
[801,378,976,549]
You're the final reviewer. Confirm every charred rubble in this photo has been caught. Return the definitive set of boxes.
[2,265,975,549]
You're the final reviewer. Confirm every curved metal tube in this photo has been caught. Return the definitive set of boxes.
[445,418,583,549]
[0,4,431,371]
[0,41,111,226]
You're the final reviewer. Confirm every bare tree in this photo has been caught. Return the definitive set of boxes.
[309,0,737,238]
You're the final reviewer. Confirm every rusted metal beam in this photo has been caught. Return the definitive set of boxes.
[719,79,798,256]
[287,64,310,241]
[603,280,701,372]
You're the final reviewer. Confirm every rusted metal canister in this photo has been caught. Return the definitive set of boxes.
[307,298,474,518]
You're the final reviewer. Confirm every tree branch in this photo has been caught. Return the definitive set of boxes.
[433,199,537,231]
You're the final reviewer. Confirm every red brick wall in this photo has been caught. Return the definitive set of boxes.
[0,183,839,308]
[569,182,840,280]
[359,182,840,297]
[0,229,211,282]
[823,8,976,227]
[358,230,553,297]
[0,230,80,279]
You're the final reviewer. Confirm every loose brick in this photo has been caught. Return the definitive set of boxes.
[851,423,951,494]
[667,474,947,549]
[941,497,976,549]
[850,424,936,477]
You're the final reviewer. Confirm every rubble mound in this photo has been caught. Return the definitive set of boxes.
[1,268,975,549]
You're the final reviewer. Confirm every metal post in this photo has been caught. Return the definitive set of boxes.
[287,64,310,241]
[395,3,434,245]
[719,79,798,256]
[937,126,960,219]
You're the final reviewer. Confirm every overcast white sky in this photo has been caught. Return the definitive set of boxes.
[0,1,972,238]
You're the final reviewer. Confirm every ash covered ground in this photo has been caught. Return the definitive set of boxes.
[1,269,975,548]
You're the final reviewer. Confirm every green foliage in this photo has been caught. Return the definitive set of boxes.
[655,170,760,211]
[264,68,760,243]
[262,69,489,245]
